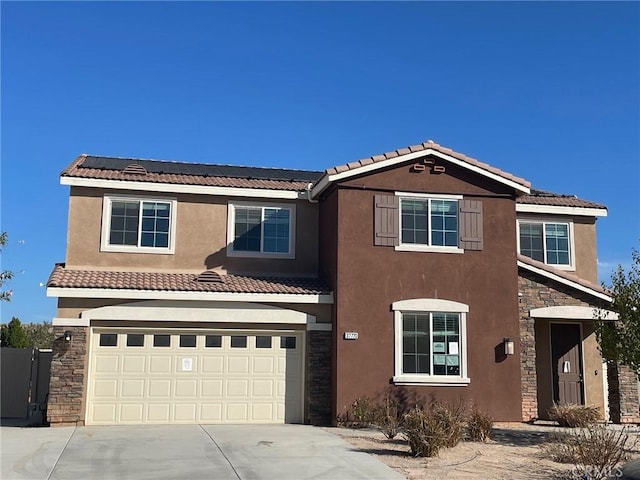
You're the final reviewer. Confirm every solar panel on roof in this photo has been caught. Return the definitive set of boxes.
[80,156,323,182]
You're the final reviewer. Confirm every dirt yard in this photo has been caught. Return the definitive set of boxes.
[329,422,640,480]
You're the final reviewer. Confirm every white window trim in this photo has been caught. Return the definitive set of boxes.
[226,202,296,259]
[395,193,463,254]
[100,195,177,254]
[516,218,575,270]
[391,298,470,386]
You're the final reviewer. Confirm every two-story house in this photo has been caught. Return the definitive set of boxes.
[46,140,639,426]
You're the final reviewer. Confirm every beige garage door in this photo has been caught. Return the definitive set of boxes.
[87,329,303,425]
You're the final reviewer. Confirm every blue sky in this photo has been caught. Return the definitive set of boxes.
[1,1,638,324]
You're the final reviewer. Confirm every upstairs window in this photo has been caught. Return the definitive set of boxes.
[401,198,458,247]
[518,220,572,267]
[374,193,482,253]
[101,196,176,254]
[227,203,295,258]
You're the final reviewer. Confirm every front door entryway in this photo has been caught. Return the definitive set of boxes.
[550,323,583,405]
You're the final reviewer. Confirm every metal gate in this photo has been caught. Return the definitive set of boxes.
[1,348,52,423]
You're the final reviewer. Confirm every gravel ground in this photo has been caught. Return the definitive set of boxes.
[328,422,640,480]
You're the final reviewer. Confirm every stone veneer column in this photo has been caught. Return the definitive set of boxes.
[616,364,640,423]
[47,326,88,426]
[306,330,332,425]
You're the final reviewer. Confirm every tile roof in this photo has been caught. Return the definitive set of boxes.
[61,155,323,192]
[47,264,331,296]
[322,140,531,189]
[517,254,608,296]
[517,189,606,209]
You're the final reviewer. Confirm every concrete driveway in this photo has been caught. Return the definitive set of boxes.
[1,424,404,480]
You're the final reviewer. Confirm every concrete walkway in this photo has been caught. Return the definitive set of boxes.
[1,424,404,480]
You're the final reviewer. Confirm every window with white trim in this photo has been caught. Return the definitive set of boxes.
[392,299,469,385]
[101,196,177,254]
[401,198,458,247]
[227,202,295,258]
[518,220,572,267]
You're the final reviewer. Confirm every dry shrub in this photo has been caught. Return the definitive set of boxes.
[548,403,600,428]
[542,425,635,479]
[402,407,448,457]
[371,395,403,440]
[338,397,376,428]
[431,400,467,448]
[466,405,493,442]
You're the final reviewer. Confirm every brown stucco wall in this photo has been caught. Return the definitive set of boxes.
[518,271,607,420]
[65,187,319,276]
[328,160,523,422]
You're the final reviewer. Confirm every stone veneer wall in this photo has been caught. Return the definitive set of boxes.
[518,271,605,421]
[306,330,332,425]
[608,362,640,424]
[47,326,88,426]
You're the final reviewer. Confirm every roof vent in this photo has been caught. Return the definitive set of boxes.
[195,270,224,283]
[122,163,148,175]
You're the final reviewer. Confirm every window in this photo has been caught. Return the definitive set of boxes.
[99,333,118,347]
[101,196,177,254]
[205,335,222,348]
[401,198,458,247]
[280,336,296,349]
[227,203,295,258]
[179,335,196,347]
[518,220,572,267]
[126,334,144,347]
[392,299,469,385]
[230,335,247,348]
[153,335,171,347]
[256,336,272,348]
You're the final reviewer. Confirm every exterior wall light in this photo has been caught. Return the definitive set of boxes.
[503,337,515,356]
[64,331,73,342]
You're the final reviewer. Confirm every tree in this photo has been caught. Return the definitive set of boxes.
[24,322,55,349]
[0,232,14,302]
[595,247,640,376]
[1,317,29,348]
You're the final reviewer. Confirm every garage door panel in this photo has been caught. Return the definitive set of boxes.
[122,356,146,373]
[147,403,170,422]
[120,403,144,422]
[95,356,119,373]
[93,379,118,398]
[149,356,172,373]
[175,379,198,397]
[89,330,303,425]
[148,379,171,398]
[121,379,145,398]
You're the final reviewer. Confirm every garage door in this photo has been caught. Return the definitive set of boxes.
[87,329,303,425]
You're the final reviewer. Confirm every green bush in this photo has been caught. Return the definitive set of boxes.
[548,403,600,428]
[338,397,376,428]
[466,405,493,442]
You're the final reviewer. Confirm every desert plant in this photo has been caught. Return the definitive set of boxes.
[466,405,493,442]
[372,395,403,439]
[402,406,448,457]
[431,399,467,448]
[542,424,635,479]
[338,397,376,428]
[548,403,600,428]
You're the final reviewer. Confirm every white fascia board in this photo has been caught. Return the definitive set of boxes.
[46,287,334,304]
[311,148,530,198]
[60,176,304,200]
[516,204,607,217]
[53,317,90,327]
[530,305,618,320]
[517,260,612,302]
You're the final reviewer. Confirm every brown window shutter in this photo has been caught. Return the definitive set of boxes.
[374,195,399,246]
[459,199,483,250]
